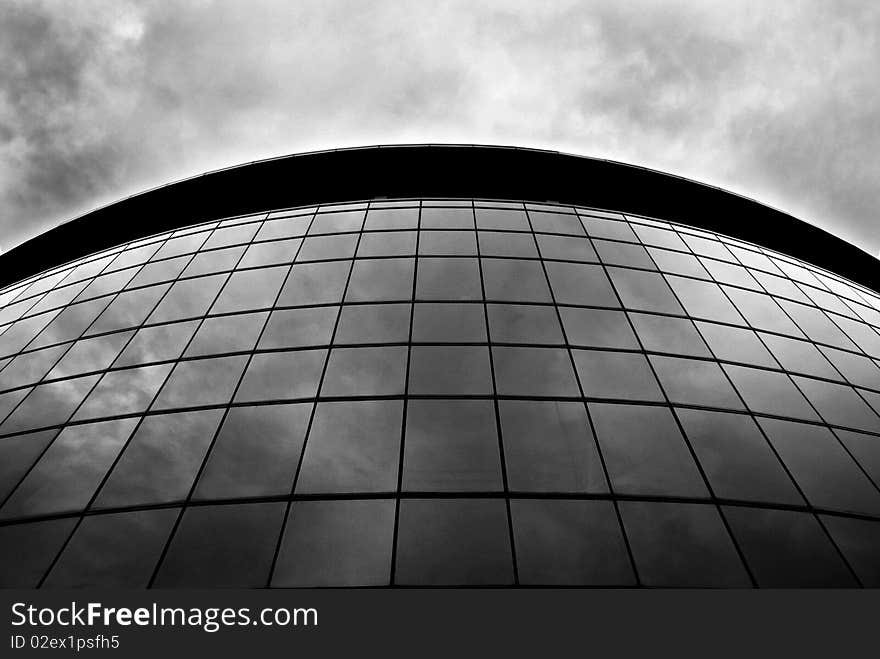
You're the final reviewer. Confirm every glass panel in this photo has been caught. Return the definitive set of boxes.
[272,499,395,586]
[258,307,338,349]
[153,355,248,409]
[700,259,761,290]
[647,247,709,278]
[320,347,406,396]
[535,234,597,262]
[475,208,529,231]
[724,506,855,587]
[580,216,638,241]
[200,223,259,250]
[335,304,410,344]
[666,276,744,324]
[88,284,172,334]
[416,258,482,301]
[792,376,880,433]
[722,365,819,421]
[511,499,634,585]
[529,211,584,235]
[47,332,133,379]
[483,259,551,303]
[114,321,199,367]
[210,266,287,314]
[297,400,402,494]
[237,238,301,268]
[1,418,138,519]
[0,429,58,502]
[182,246,245,277]
[403,400,501,492]
[408,346,492,395]
[395,499,514,585]
[821,515,880,587]
[725,288,805,337]
[630,313,711,357]
[357,231,416,257]
[126,256,189,288]
[184,312,268,357]
[479,232,538,258]
[195,403,311,499]
[309,210,365,234]
[835,428,880,484]
[574,350,663,401]
[0,344,69,390]
[73,363,173,421]
[695,321,776,367]
[44,508,178,587]
[820,346,880,390]
[0,374,101,436]
[559,308,638,349]
[420,207,473,230]
[418,230,477,256]
[545,263,618,307]
[487,304,563,345]
[649,356,744,409]
[632,224,688,250]
[775,299,854,348]
[96,410,224,507]
[760,333,840,380]
[147,276,224,324]
[411,303,486,343]
[595,240,656,269]
[759,418,880,515]
[152,502,285,588]
[493,347,579,396]
[590,403,707,497]
[676,408,801,505]
[620,501,750,587]
[499,400,606,493]
[0,518,77,587]
[236,350,326,401]
[345,258,414,302]
[607,268,682,314]
[297,234,358,262]
[363,208,419,230]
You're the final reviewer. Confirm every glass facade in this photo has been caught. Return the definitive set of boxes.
[1,197,879,588]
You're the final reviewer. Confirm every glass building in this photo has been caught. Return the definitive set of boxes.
[1,145,879,588]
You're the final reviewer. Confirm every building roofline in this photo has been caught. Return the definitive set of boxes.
[1,143,877,291]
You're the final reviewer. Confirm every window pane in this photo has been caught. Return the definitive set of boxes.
[1,344,69,390]
[666,276,743,324]
[608,267,682,314]
[535,234,596,262]
[309,210,365,234]
[184,312,267,357]
[73,363,173,421]
[546,263,618,307]
[836,428,880,484]
[0,374,101,436]
[357,231,416,257]
[676,408,801,505]
[403,399,501,492]
[236,350,325,401]
[620,501,749,587]
[237,239,301,268]
[297,400,402,494]
[529,211,584,235]
[412,303,486,342]
[47,331,132,379]
[722,365,819,421]
[821,515,880,587]
[695,321,776,367]
[210,266,287,314]
[395,499,514,585]
[419,230,477,256]
[630,313,711,357]
[776,299,854,349]
[416,258,482,300]
[114,321,199,367]
[345,258,414,302]
[409,346,492,395]
[595,240,656,269]
[482,259,551,303]
[420,207,473,230]
[272,499,395,586]
[725,287,804,337]
[590,403,707,497]
[647,247,709,278]
[487,304,563,345]
[90,284,171,333]
[148,276,224,324]
[153,502,285,588]
[95,409,224,508]
[475,208,529,231]
[1,418,138,519]
[581,216,638,242]
[723,506,855,587]
[0,518,76,587]
[559,308,638,349]
[500,400,606,493]
[296,234,358,261]
[153,355,248,409]
[44,508,178,587]
[258,307,337,349]
[649,356,744,409]
[574,350,663,401]
[791,375,880,433]
[195,404,310,499]
[511,499,634,585]
[758,418,880,515]
[760,333,840,380]
[278,261,350,306]
[0,429,57,502]
[335,304,410,344]
[493,347,579,396]
[321,347,407,396]
[364,208,418,230]
[182,246,245,277]
[479,232,538,258]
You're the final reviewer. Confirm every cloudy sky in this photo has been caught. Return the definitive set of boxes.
[1,0,878,256]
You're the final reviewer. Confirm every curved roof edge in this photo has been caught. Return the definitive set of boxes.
[1,144,877,291]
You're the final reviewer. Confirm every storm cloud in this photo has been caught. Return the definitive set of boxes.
[1,0,878,255]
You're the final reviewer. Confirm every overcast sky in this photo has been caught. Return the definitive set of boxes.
[1,0,878,256]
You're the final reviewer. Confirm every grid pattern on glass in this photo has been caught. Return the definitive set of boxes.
[1,198,879,588]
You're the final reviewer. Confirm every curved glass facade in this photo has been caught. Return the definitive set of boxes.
[1,197,879,588]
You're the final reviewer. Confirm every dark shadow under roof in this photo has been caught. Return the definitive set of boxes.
[1,144,877,291]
